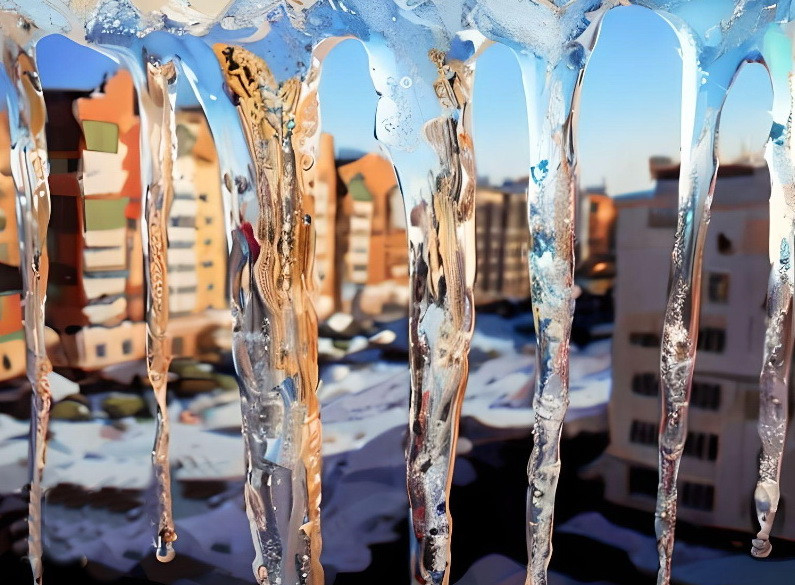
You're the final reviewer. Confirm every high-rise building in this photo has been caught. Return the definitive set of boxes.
[603,158,795,538]
[43,72,229,370]
[337,152,408,315]
[474,182,530,304]
[44,73,147,369]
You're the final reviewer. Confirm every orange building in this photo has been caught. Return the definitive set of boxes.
[0,110,26,381]
[337,153,408,285]
[43,72,229,370]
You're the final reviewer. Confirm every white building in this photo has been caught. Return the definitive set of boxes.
[603,158,795,539]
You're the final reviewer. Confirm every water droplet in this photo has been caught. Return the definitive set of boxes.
[400,76,412,89]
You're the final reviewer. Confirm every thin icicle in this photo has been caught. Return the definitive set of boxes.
[215,44,323,585]
[653,47,742,585]
[138,56,179,563]
[752,23,795,559]
[1,14,52,584]
[514,49,583,585]
[368,42,481,585]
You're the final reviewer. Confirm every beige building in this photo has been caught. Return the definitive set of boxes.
[310,133,339,319]
[474,182,531,304]
[337,152,409,315]
[603,158,795,538]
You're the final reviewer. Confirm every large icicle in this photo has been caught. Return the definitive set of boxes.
[215,44,323,585]
[652,46,741,585]
[0,14,52,585]
[752,23,795,559]
[138,55,180,562]
[364,36,482,584]
[515,48,583,585]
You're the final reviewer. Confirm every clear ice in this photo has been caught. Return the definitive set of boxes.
[3,1,795,585]
[138,55,180,562]
[1,13,53,584]
[752,20,795,560]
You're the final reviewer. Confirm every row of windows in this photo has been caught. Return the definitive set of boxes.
[631,374,721,410]
[94,336,186,358]
[628,466,715,511]
[95,339,133,358]
[629,327,726,353]
[629,420,719,462]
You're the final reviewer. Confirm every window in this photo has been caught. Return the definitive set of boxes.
[590,201,599,214]
[0,208,5,231]
[648,207,677,228]
[631,373,658,397]
[683,431,719,461]
[707,273,729,304]
[49,158,79,174]
[82,120,119,153]
[628,466,657,498]
[629,332,661,348]
[172,337,184,356]
[121,339,133,355]
[170,217,195,228]
[96,343,107,358]
[2,354,10,370]
[697,328,726,353]
[691,381,720,410]
[681,481,714,511]
[629,420,657,446]
[717,233,734,255]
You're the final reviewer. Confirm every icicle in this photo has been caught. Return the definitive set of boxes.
[0,14,52,585]
[177,37,249,255]
[653,44,743,585]
[138,55,179,563]
[752,23,795,559]
[215,44,323,585]
[364,38,482,584]
[513,47,583,585]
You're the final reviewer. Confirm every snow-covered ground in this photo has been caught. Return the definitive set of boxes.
[0,314,614,581]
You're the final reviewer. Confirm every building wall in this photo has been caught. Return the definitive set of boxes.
[173,109,227,316]
[43,74,229,370]
[312,133,338,319]
[606,163,795,537]
[337,153,408,315]
[474,187,530,304]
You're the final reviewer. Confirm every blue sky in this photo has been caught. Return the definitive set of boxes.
[37,5,775,196]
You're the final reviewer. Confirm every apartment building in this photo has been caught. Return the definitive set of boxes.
[337,152,409,315]
[474,182,531,304]
[604,157,795,538]
[43,72,228,370]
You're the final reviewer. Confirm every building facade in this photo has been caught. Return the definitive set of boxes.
[337,152,409,316]
[604,158,795,538]
[43,72,229,370]
[473,183,531,304]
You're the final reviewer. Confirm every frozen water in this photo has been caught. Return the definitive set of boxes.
[2,2,795,585]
